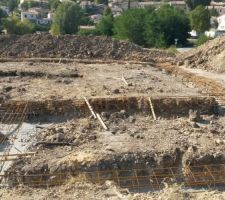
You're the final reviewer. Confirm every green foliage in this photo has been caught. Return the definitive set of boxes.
[20,1,40,11]
[80,16,94,26]
[189,6,210,34]
[114,8,149,45]
[7,0,19,12]
[96,10,114,36]
[94,0,108,5]
[3,15,34,34]
[78,28,100,36]
[195,34,209,46]
[0,8,7,32]
[49,0,61,11]
[145,5,190,48]
[34,23,50,32]
[210,8,219,17]
[185,0,211,10]
[51,2,82,35]
[113,6,190,48]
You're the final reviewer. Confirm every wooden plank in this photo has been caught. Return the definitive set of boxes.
[0,152,36,157]
[96,113,108,130]
[83,97,96,119]
[0,155,32,161]
[149,97,157,121]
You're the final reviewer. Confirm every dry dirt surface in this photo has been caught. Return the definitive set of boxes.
[0,182,225,200]
[177,35,225,73]
[0,34,174,62]
[0,62,200,101]
[11,112,225,175]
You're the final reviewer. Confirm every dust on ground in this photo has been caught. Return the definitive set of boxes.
[10,112,225,175]
[0,181,224,200]
[0,62,200,101]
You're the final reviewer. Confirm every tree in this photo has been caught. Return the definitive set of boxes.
[20,1,40,11]
[114,8,150,45]
[145,5,190,48]
[189,5,210,34]
[0,8,7,32]
[96,8,114,36]
[185,0,211,10]
[210,7,219,17]
[7,0,19,12]
[49,0,61,11]
[51,2,82,35]
[3,15,34,34]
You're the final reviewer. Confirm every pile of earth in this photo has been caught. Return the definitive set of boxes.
[177,35,225,72]
[0,34,174,62]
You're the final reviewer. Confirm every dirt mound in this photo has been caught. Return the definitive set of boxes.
[177,36,225,72]
[0,34,173,62]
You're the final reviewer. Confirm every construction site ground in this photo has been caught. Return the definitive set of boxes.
[1,182,225,200]
[0,61,199,101]
[1,35,225,199]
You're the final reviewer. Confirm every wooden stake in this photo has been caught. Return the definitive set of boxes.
[96,113,108,130]
[121,74,128,85]
[149,97,157,121]
[83,97,96,119]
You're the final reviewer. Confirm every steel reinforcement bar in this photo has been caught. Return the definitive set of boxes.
[0,95,218,119]
[2,164,225,190]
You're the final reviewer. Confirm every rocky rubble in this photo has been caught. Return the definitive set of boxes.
[36,118,98,147]
[0,34,174,62]
[177,35,225,72]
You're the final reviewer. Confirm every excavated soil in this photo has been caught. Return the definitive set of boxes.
[8,112,225,178]
[177,35,225,73]
[1,33,225,198]
[0,34,174,62]
[0,62,200,101]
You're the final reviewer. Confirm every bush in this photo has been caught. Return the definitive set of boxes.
[78,28,100,36]
[96,9,114,36]
[3,16,34,35]
[195,34,209,46]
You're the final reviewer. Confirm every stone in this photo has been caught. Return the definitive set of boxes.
[128,116,136,123]
[113,89,120,94]
[3,86,13,93]
[188,109,201,122]
[191,122,200,128]
[215,139,221,145]
[62,78,73,84]
[110,127,120,134]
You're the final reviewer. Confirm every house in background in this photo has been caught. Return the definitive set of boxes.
[209,1,225,16]
[21,10,39,22]
[217,14,225,35]
[139,1,186,10]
